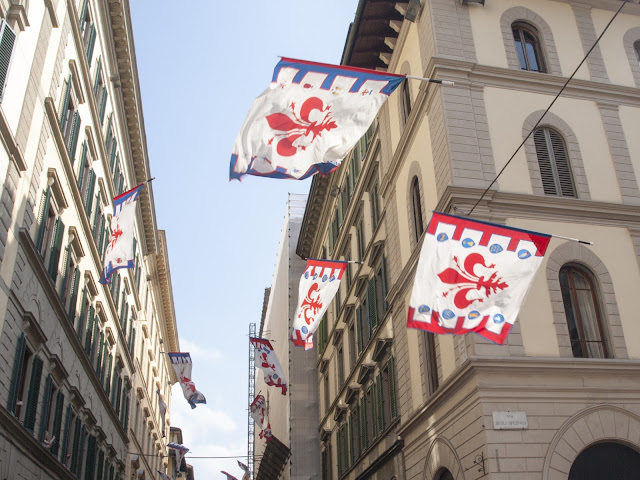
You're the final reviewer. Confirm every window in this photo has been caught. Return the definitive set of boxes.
[80,0,97,66]
[77,142,96,217]
[337,345,344,389]
[7,333,31,418]
[59,237,81,318]
[356,303,371,355]
[0,20,16,101]
[410,176,424,244]
[60,76,82,161]
[533,127,576,197]
[424,332,439,395]
[94,58,108,123]
[35,181,65,282]
[321,444,332,480]
[560,264,610,359]
[512,23,546,73]
[400,81,411,126]
[348,322,356,372]
[356,218,365,261]
[369,181,381,229]
[635,40,640,69]
[381,357,397,423]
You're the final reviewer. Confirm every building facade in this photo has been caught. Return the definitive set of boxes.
[296,0,640,479]
[0,1,179,479]
[253,194,318,480]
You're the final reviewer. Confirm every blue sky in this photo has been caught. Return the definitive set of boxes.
[128,1,359,477]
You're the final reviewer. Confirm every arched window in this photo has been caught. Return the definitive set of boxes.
[400,81,412,127]
[559,264,610,359]
[512,23,546,73]
[410,176,424,243]
[635,40,640,69]
[570,442,640,479]
[533,127,576,197]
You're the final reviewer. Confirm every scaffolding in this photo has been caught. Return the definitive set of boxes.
[248,322,256,480]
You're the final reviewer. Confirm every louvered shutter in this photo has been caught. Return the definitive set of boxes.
[360,396,368,449]
[93,59,102,95]
[90,311,99,362]
[381,256,388,301]
[105,354,112,394]
[96,450,104,480]
[68,267,80,321]
[109,465,114,480]
[79,0,89,25]
[24,355,43,433]
[59,78,71,126]
[356,306,363,354]
[60,245,71,300]
[85,435,97,480]
[348,414,355,465]
[0,20,16,100]
[47,218,64,280]
[69,112,81,160]
[129,327,135,357]
[77,424,87,477]
[123,394,130,431]
[85,170,96,216]
[533,128,557,195]
[99,90,108,123]
[549,129,576,197]
[114,375,122,413]
[35,187,51,252]
[370,385,378,439]
[85,305,95,354]
[367,277,378,332]
[50,391,64,455]
[95,332,104,375]
[337,193,344,227]
[376,374,384,433]
[109,143,118,172]
[77,143,87,185]
[388,356,397,419]
[336,424,342,476]
[86,25,96,65]
[7,332,26,413]
[92,196,101,237]
[38,374,53,442]
[100,341,108,383]
[60,405,73,463]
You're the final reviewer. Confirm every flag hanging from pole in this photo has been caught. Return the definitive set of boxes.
[250,394,272,442]
[168,353,207,409]
[291,259,347,349]
[167,442,189,478]
[99,184,144,284]
[221,472,239,480]
[157,388,167,437]
[407,212,550,344]
[230,57,404,180]
[237,460,250,479]
[250,337,287,395]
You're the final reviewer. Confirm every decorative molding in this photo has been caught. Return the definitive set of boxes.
[0,106,26,171]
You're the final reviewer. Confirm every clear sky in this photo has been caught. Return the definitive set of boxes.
[129,1,359,478]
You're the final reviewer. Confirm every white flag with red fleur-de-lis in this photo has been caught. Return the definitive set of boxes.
[408,212,551,345]
[229,57,404,180]
[99,183,144,284]
[291,259,347,350]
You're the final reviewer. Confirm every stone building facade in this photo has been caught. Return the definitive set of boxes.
[0,1,179,479]
[296,0,640,479]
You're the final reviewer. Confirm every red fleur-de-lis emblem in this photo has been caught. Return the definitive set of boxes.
[438,253,509,309]
[298,283,323,325]
[266,97,337,157]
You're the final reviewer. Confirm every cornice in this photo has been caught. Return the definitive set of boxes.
[155,231,179,355]
[296,175,331,259]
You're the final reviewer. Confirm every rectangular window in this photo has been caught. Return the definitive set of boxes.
[370,182,380,229]
[356,219,365,261]
[348,322,356,372]
[337,345,344,389]
[323,373,330,417]
[0,20,16,101]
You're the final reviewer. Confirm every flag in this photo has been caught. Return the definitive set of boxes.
[221,472,239,480]
[230,57,404,180]
[167,442,189,478]
[237,461,249,473]
[157,471,173,480]
[157,388,167,437]
[250,394,272,442]
[99,184,144,284]
[250,338,287,395]
[168,353,207,408]
[291,259,347,349]
[407,212,551,344]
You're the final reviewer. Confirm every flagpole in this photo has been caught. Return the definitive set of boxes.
[551,234,593,245]
[405,75,455,86]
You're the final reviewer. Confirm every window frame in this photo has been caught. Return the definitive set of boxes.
[512,22,547,73]
[410,176,424,244]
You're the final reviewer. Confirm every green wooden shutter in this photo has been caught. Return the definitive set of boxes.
[77,424,87,476]
[38,373,53,442]
[86,25,96,65]
[99,89,108,123]
[95,332,104,375]
[70,416,80,472]
[359,396,367,449]
[24,355,43,433]
[381,256,388,305]
[76,142,87,184]
[336,425,342,476]
[348,414,355,465]
[85,305,95,354]
[93,58,102,95]
[129,327,135,357]
[7,332,26,413]
[388,356,397,419]
[35,187,51,252]
[0,20,16,100]
[50,391,64,455]
[47,218,64,281]
[123,394,130,431]
[69,112,81,160]
[90,311,99,363]
[114,376,122,413]
[99,341,108,384]
[376,374,384,432]
[79,0,89,25]
[85,170,96,216]
[370,385,378,439]
[60,405,73,463]
[96,450,104,480]
[367,277,378,332]
[68,267,80,321]
[59,245,71,300]
[356,306,363,354]
[59,77,71,126]
[85,434,97,480]
[105,354,112,394]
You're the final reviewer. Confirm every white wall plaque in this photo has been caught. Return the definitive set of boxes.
[492,411,528,430]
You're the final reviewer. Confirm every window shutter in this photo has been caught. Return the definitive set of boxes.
[96,450,104,480]
[86,25,96,65]
[92,196,101,237]
[60,405,73,463]
[77,424,87,476]
[356,306,363,354]
[7,332,26,413]
[381,256,388,301]
[85,305,95,354]
[38,373,53,442]
[99,89,108,123]
[533,128,557,195]
[85,435,97,480]
[24,355,43,433]
[35,187,51,252]
[59,77,71,126]
[328,222,334,255]
[123,394,130,431]
[69,112,82,160]
[90,312,99,362]
[388,356,397,419]
[359,396,367,449]
[348,414,355,465]
[93,58,102,95]
[114,375,122,413]
[109,142,118,171]
[79,0,89,26]
[337,193,344,227]
[50,390,64,455]
[129,327,136,357]
[76,287,88,339]
[85,170,96,216]
[68,267,80,321]
[95,332,104,375]
[77,142,87,185]
[376,374,384,433]
[336,424,342,476]
[60,245,71,300]
[370,385,378,439]
[367,277,378,331]
[549,129,575,197]
[105,354,112,394]
[47,218,64,281]
[0,20,16,100]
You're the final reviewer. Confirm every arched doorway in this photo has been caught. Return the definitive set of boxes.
[435,468,454,480]
[569,442,640,479]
